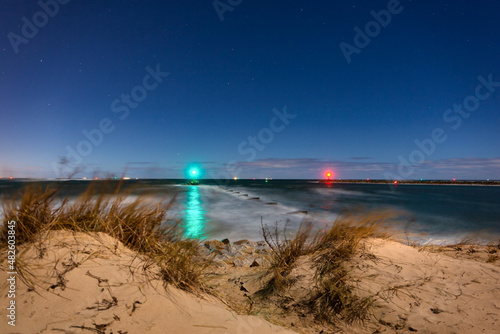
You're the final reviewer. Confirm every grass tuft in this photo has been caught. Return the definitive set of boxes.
[310,269,374,324]
[256,219,313,296]
[312,210,393,280]
[1,182,209,293]
[1,186,60,244]
[257,209,397,324]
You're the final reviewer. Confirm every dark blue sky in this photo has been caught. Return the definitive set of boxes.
[1,0,499,179]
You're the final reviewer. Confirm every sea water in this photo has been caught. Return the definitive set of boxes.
[1,179,499,244]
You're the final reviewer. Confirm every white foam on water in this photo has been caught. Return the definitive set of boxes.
[189,185,343,240]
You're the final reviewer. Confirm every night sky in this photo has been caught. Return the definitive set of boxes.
[1,0,499,180]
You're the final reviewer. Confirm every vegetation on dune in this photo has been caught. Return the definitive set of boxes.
[259,210,396,324]
[1,182,402,325]
[309,211,393,323]
[257,220,314,297]
[0,182,210,293]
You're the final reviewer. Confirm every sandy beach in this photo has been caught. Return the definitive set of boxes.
[0,231,293,334]
[1,230,499,334]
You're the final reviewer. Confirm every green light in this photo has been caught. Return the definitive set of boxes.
[189,168,200,178]
[188,168,200,182]
[185,164,203,183]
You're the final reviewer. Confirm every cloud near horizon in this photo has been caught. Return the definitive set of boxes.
[222,157,500,180]
[3,157,500,180]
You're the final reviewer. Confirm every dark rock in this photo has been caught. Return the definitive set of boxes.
[221,238,230,245]
[250,260,260,267]
[430,308,444,314]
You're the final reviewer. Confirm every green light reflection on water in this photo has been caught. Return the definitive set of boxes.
[183,186,207,239]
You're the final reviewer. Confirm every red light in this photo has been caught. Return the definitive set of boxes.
[453,178,456,181]
[367,178,369,181]
[394,181,397,184]
[10,177,13,179]
[326,172,331,177]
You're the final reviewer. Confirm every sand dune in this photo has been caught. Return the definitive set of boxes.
[2,231,500,333]
[0,231,293,334]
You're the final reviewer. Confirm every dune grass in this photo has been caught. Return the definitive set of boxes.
[257,220,313,297]
[0,182,209,293]
[310,211,393,323]
[259,210,396,324]
[310,268,375,324]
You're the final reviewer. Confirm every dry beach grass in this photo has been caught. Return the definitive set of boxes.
[1,183,499,333]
